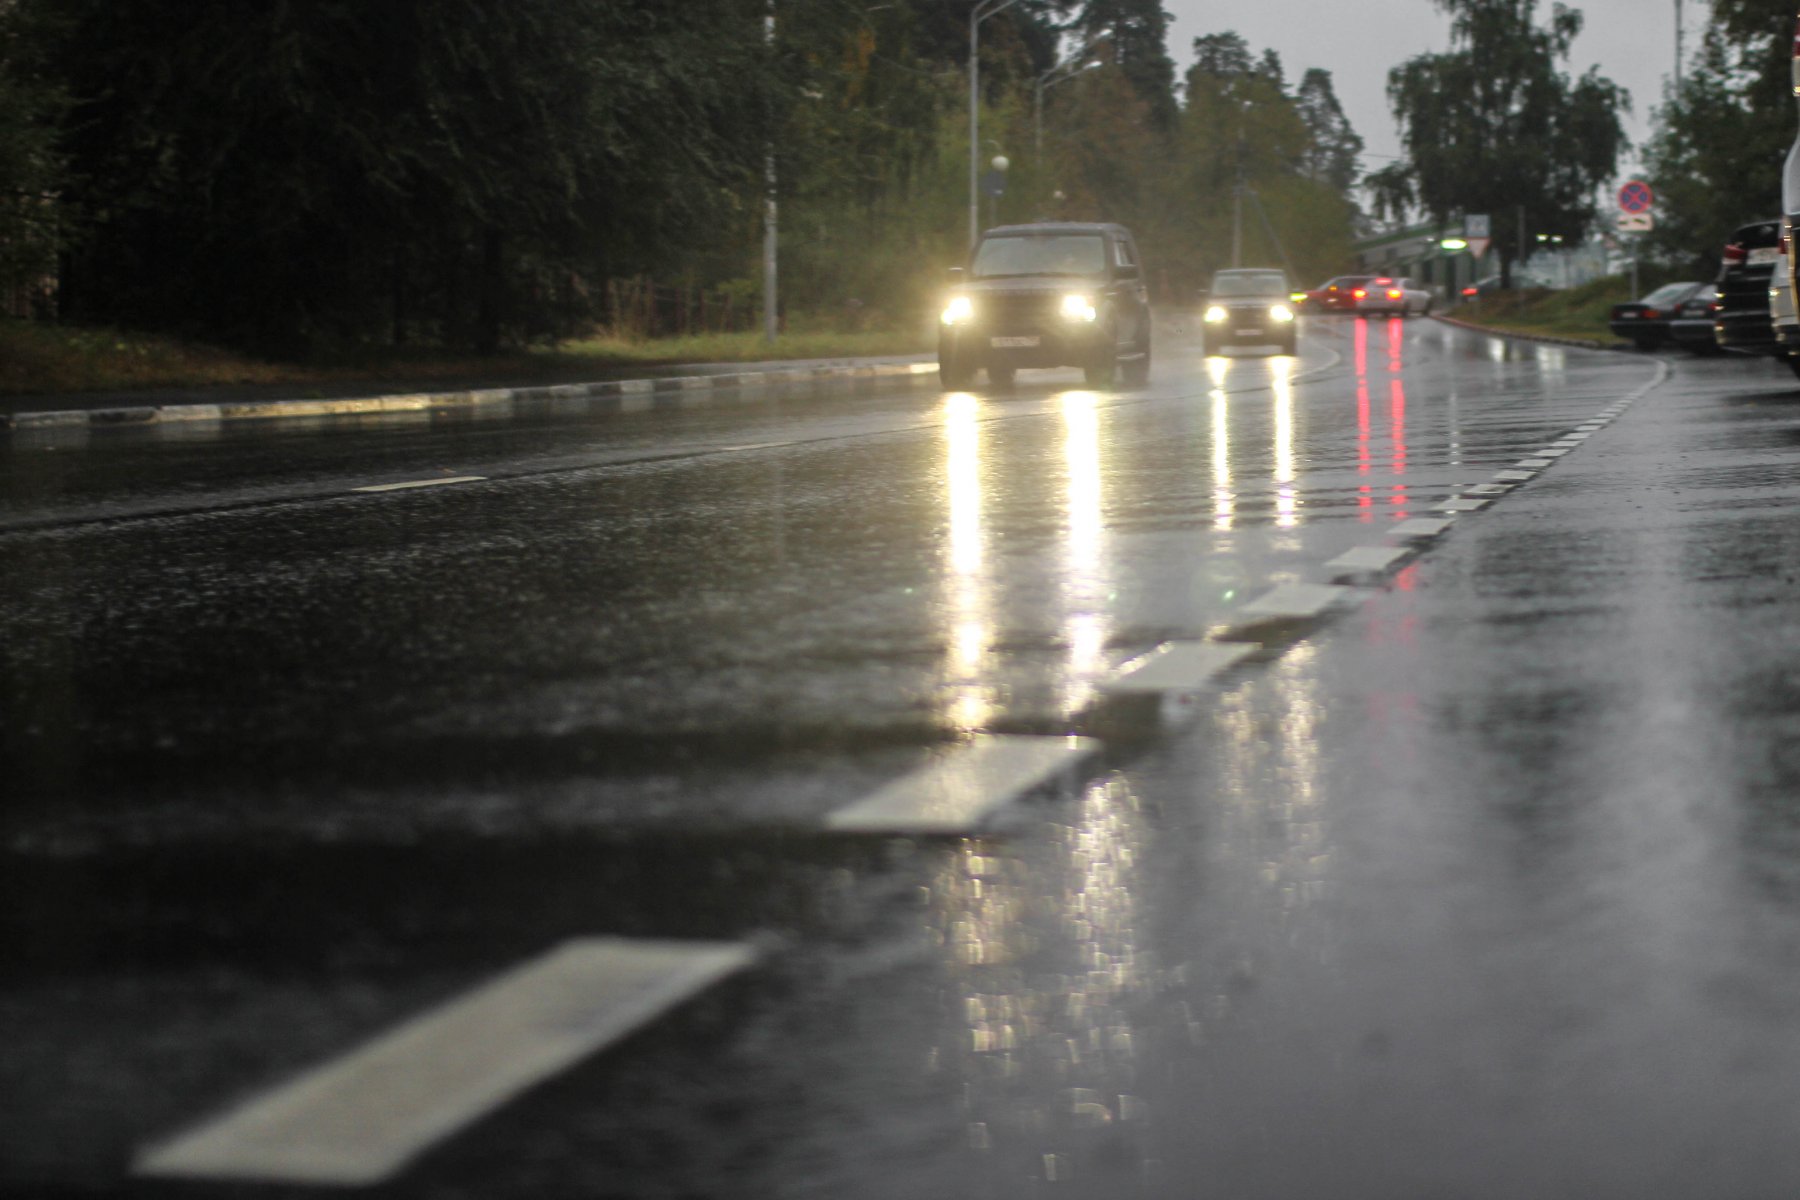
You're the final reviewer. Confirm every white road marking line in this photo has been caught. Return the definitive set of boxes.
[1537,448,1571,458]
[1439,497,1489,512]
[1324,545,1411,579]
[1463,483,1511,496]
[350,475,486,493]
[825,736,1099,834]
[1493,470,1535,482]
[1100,641,1254,696]
[1388,517,1454,540]
[1516,458,1553,468]
[134,938,757,1186]
[1240,583,1355,619]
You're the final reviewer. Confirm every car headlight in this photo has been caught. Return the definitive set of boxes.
[1204,305,1228,323]
[1060,293,1098,322]
[941,295,974,326]
[1269,304,1295,323]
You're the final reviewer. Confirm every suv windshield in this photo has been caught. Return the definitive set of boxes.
[1212,271,1287,298]
[973,234,1106,278]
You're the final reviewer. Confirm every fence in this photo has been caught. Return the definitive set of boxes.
[603,278,760,339]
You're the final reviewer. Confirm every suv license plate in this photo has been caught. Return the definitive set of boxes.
[1749,247,1780,266]
[991,336,1039,348]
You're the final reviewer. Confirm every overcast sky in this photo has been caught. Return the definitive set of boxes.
[1160,0,1685,181]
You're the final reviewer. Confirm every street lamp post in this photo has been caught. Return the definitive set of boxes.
[969,0,1020,250]
[1034,50,1099,162]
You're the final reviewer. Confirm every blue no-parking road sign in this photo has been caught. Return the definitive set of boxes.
[1618,180,1654,214]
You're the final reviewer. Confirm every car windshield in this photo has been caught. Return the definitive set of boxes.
[1641,282,1697,306]
[1212,271,1288,298]
[972,234,1106,278]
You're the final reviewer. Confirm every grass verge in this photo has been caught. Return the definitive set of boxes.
[0,319,933,397]
[1451,271,1695,343]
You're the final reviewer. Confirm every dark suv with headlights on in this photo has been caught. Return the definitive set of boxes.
[1201,268,1298,355]
[938,223,1151,389]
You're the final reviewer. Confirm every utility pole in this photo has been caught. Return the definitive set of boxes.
[762,3,778,343]
[969,0,1020,250]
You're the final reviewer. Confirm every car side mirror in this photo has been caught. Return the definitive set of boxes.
[946,266,965,283]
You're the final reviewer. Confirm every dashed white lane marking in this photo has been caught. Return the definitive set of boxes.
[134,938,758,1186]
[1493,470,1536,482]
[1537,448,1571,458]
[351,475,486,493]
[1100,641,1254,696]
[1463,483,1511,496]
[1516,458,1553,468]
[1324,545,1411,579]
[1439,497,1489,512]
[825,736,1099,834]
[1389,517,1454,540]
[1239,583,1355,620]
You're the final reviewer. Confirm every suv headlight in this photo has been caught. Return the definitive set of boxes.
[1060,293,1098,322]
[1204,305,1228,323]
[1269,304,1295,323]
[941,295,974,326]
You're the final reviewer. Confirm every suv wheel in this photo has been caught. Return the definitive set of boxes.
[939,353,975,388]
[1122,331,1151,386]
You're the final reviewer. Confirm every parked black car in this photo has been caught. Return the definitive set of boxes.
[1608,281,1708,350]
[1713,219,1783,358]
[937,222,1151,389]
[1666,285,1723,355]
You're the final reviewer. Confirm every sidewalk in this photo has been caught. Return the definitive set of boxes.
[0,353,938,431]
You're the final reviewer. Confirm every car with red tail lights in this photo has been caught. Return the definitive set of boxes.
[1354,275,1432,317]
[1608,281,1707,350]
[1712,219,1784,362]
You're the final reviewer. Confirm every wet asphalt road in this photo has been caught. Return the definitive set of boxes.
[8,317,1800,1196]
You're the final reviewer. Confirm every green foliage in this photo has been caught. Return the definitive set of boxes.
[1378,0,1628,284]
[1641,0,1792,272]
[0,0,66,304]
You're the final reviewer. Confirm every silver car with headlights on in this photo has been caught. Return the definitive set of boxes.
[937,223,1151,390]
[1201,268,1298,356]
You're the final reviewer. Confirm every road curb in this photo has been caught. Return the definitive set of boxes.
[3,359,940,432]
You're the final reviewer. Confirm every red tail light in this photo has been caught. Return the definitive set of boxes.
[1386,289,1402,300]
[1373,277,1393,285]
[1462,286,1477,297]
[1353,288,1367,299]
[1724,243,1747,265]
[1644,308,1661,319]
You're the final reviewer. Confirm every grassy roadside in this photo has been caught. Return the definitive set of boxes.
[1449,271,1692,343]
[0,319,933,397]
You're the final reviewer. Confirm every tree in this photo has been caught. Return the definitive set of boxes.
[0,0,65,311]
[1376,0,1628,286]
[1068,0,1178,129]
[1640,0,1793,272]
[1294,69,1363,194]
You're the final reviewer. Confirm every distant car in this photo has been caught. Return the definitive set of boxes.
[1667,286,1722,355]
[1201,268,1298,356]
[1356,275,1432,317]
[937,222,1152,389]
[1608,281,1708,350]
[1712,219,1784,361]
[1313,275,1374,312]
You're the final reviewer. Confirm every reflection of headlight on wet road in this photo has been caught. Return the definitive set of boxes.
[941,296,974,325]
[1060,293,1097,322]
[1204,305,1228,323]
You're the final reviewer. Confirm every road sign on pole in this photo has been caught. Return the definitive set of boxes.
[1466,213,1491,239]
[1616,211,1654,233]
[1466,237,1492,259]
[1618,180,1654,214]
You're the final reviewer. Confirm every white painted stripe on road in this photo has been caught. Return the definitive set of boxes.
[1324,545,1411,578]
[1239,583,1354,620]
[1439,497,1489,512]
[826,736,1099,834]
[351,476,486,493]
[1493,470,1535,482]
[1516,458,1553,468]
[1100,640,1254,695]
[1388,517,1454,540]
[1537,448,1571,458]
[134,938,757,1186]
[1463,483,1512,496]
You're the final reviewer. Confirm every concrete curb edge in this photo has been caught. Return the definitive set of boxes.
[3,359,941,432]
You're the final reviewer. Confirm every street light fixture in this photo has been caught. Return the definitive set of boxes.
[969,0,1020,250]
